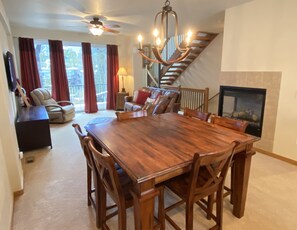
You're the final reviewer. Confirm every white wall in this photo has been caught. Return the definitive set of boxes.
[222,0,297,160]
[0,0,24,229]
[176,33,223,114]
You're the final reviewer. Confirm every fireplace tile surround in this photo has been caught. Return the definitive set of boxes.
[220,71,281,152]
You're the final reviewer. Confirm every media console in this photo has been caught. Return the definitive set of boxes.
[15,106,52,151]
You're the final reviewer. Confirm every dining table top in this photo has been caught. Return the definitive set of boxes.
[85,112,259,184]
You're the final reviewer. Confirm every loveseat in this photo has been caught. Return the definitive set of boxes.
[124,87,181,115]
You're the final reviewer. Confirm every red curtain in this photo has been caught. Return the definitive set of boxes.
[106,45,119,110]
[18,37,41,103]
[48,40,70,101]
[82,43,98,113]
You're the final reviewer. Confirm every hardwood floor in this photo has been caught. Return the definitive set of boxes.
[12,111,297,230]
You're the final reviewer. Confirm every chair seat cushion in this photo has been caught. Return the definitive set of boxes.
[50,105,74,114]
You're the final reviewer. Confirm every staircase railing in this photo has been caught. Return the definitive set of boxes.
[162,86,209,112]
[146,34,185,87]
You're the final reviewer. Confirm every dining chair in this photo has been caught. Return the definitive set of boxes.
[210,115,248,215]
[72,123,101,227]
[183,107,211,121]
[85,136,165,230]
[164,141,239,230]
[210,115,248,132]
[115,110,147,121]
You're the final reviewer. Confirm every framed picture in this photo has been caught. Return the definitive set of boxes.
[142,44,151,67]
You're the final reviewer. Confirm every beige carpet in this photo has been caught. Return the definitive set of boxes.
[12,111,297,230]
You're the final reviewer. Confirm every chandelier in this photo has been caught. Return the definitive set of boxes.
[137,0,192,66]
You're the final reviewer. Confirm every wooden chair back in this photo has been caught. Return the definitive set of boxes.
[115,110,147,121]
[183,108,211,122]
[85,136,126,206]
[211,115,248,132]
[188,141,239,202]
[72,123,94,169]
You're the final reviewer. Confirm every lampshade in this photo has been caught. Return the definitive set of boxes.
[117,67,128,76]
[89,26,104,36]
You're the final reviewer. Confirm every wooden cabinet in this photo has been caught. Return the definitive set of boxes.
[116,92,129,111]
[15,106,52,152]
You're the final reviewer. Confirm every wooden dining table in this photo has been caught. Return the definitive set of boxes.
[85,112,259,229]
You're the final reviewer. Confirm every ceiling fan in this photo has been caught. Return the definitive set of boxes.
[86,16,120,35]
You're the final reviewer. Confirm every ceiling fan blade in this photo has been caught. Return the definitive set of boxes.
[104,24,120,29]
[103,27,120,34]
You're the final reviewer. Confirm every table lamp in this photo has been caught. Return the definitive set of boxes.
[117,67,128,92]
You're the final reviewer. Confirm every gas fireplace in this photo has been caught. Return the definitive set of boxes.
[218,86,266,137]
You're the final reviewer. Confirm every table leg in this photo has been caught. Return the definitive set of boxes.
[232,148,255,218]
[131,180,159,230]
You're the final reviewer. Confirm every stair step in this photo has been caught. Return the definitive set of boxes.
[162,76,176,80]
[180,60,192,65]
[164,74,179,77]
[167,69,183,73]
[191,43,208,48]
[160,80,174,84]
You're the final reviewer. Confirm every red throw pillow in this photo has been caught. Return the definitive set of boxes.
[136,90,151,105]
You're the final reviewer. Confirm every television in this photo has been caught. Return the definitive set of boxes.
[4,51,18,92]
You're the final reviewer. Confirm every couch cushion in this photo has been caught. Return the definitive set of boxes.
[132,104,143,111]
[153,95,170,114]
[150,90,162,99]
[136,90,151,105]
[124,102,134,111]
[143,102,157,115]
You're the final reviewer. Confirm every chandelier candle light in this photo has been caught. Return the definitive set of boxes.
[137,0,193,66]
[117,67,128,92]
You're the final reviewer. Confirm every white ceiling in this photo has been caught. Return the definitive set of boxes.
[2,0,252,36]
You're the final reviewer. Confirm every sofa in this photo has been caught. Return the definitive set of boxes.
[124,87,181,115]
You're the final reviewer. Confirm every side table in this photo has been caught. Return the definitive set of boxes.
[116,92,129,111]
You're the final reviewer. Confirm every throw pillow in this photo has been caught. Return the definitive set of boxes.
[136,90,151,105]
[132,90,139,102]
[150,90,162,99]
[145,97,156,104]
[142,101,157,115]
[152,95,170,114]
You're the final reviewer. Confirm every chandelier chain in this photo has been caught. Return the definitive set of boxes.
[165,0,170,6]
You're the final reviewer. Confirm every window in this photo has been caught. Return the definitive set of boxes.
[34,41,51,91]
[92,45,107,110]
[63,44,84,111]
[34,40,107,111]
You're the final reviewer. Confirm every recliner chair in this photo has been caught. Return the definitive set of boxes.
[30,88,75,123]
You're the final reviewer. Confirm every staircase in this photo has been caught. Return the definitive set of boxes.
[159,31,217,86]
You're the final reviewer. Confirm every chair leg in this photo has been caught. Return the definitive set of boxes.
[230,164,235,205]
[87,165,92,206]
[216,189,224,230]
[207,194,215,220]
[185,202,194,230]
[96,176,106,229]
[117,203,127,230]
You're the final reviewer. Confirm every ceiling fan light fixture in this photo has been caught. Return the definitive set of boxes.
[89,26,104,36]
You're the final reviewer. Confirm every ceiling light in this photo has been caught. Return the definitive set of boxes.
[89,26,104,36]
[137,0,192,66]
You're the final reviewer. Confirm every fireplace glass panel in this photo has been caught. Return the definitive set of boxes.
[218,86,266,137]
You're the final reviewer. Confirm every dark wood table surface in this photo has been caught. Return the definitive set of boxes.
[85,113,259,229]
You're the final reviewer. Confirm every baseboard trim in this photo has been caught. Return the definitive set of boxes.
[14,189,24,197]
[254,147,297,166]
